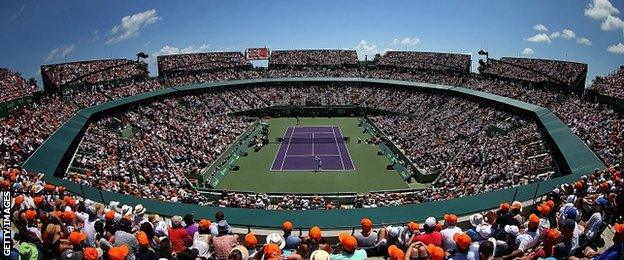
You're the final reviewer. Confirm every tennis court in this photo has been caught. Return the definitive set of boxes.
[271,126,355,171]
[216,117,414,193]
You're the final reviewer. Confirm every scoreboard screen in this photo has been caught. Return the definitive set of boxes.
[246,48,270,60]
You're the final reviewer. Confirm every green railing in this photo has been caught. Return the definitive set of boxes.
[23,77,605,229]
[205,121,267,188]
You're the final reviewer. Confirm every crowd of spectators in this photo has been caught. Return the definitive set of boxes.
[41,59,148,89]
[67,93,251,204]
[370,94,553,177]
[269,50,358,67]
[591,66,624,100]
[3,53,624,259]
[480,57,587,88]
[0,54,622,211]
[4,162,623,259]
[0,97,78,168]
[377,51,471,73]
[0,68,38,103]
[157,52,252,75]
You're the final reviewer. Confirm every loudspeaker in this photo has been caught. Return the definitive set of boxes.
[386,164,395,170]
[232,166,240,171]
[242,152,248,156]
[377,151,384,156]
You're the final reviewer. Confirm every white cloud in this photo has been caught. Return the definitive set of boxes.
[561,29,576,39]
[533,24,549,31]
[600,15,624,31]
[9,4,26,22]
[584,0,619,20]
[576,37,592,46]
[549,31,561,39]
[521,48,534,56]
[92,30,100,42]
[355,40,380,58]
[607,43,624,54]
[44,44,76,62]
[152,44,211,57]
[392,37,420,46]
[106,9,160,44]
[526,33,551,43]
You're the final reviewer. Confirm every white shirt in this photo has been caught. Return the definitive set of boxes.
[441,226,462,252]
[584,212,603,239]
[515,231,540,252]
[449,242,480,260]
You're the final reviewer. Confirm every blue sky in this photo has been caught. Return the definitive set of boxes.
[1,0,623,84]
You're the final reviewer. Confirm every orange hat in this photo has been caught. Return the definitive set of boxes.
[68,231,86,245]
[387,245,405,260]
[434,222,443,232]
[105,210,115,222]
[199,219,211,230]
[427,244,445,260]
[83,247,101,260]
[61,211,75,221]
[63,196,72,204]
[309,226,322,241]
[282,221,293,232]
[546,228,561,242]
[33,196,44,207]
[15,195,24,205]
[545,200,555,209]
[614,223,624,238]
[444,214,458,225]
[574,181,583,189]
[499,203,510,213]
[0,180,9,189]
[24,209,37,220]
[360,218,373,232]
[137,231,149,248]
[108,245,129,260]
[338,233,357,251]
[528,214,540,228]
[245,233,258,247]
[44,184,55,191]
[263,243,281,260]
[407,221,420,231]
[453,233,472,250]
[57,186,66,193]
[537,204,551,215]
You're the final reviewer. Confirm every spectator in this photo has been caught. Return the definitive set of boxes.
[441,214,462,252]
[282,221,301,250]
[211,220,239,260]
[169,215,193,254]
[414,217,442,247]
[330,233,366,259]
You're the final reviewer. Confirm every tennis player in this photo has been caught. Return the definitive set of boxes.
[315,155,322,172]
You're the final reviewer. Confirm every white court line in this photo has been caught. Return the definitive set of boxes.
[335,126,356,170]
[332,126,346,170]
[285,154,341,157]
[279,127,296,170]
[312,133,315,155]
[270,127,290,171]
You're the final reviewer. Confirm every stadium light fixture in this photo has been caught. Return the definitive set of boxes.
[477,49,489,61]
[136,52,149,62]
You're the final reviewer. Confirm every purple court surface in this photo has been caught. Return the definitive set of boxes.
[271,126,355,171]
